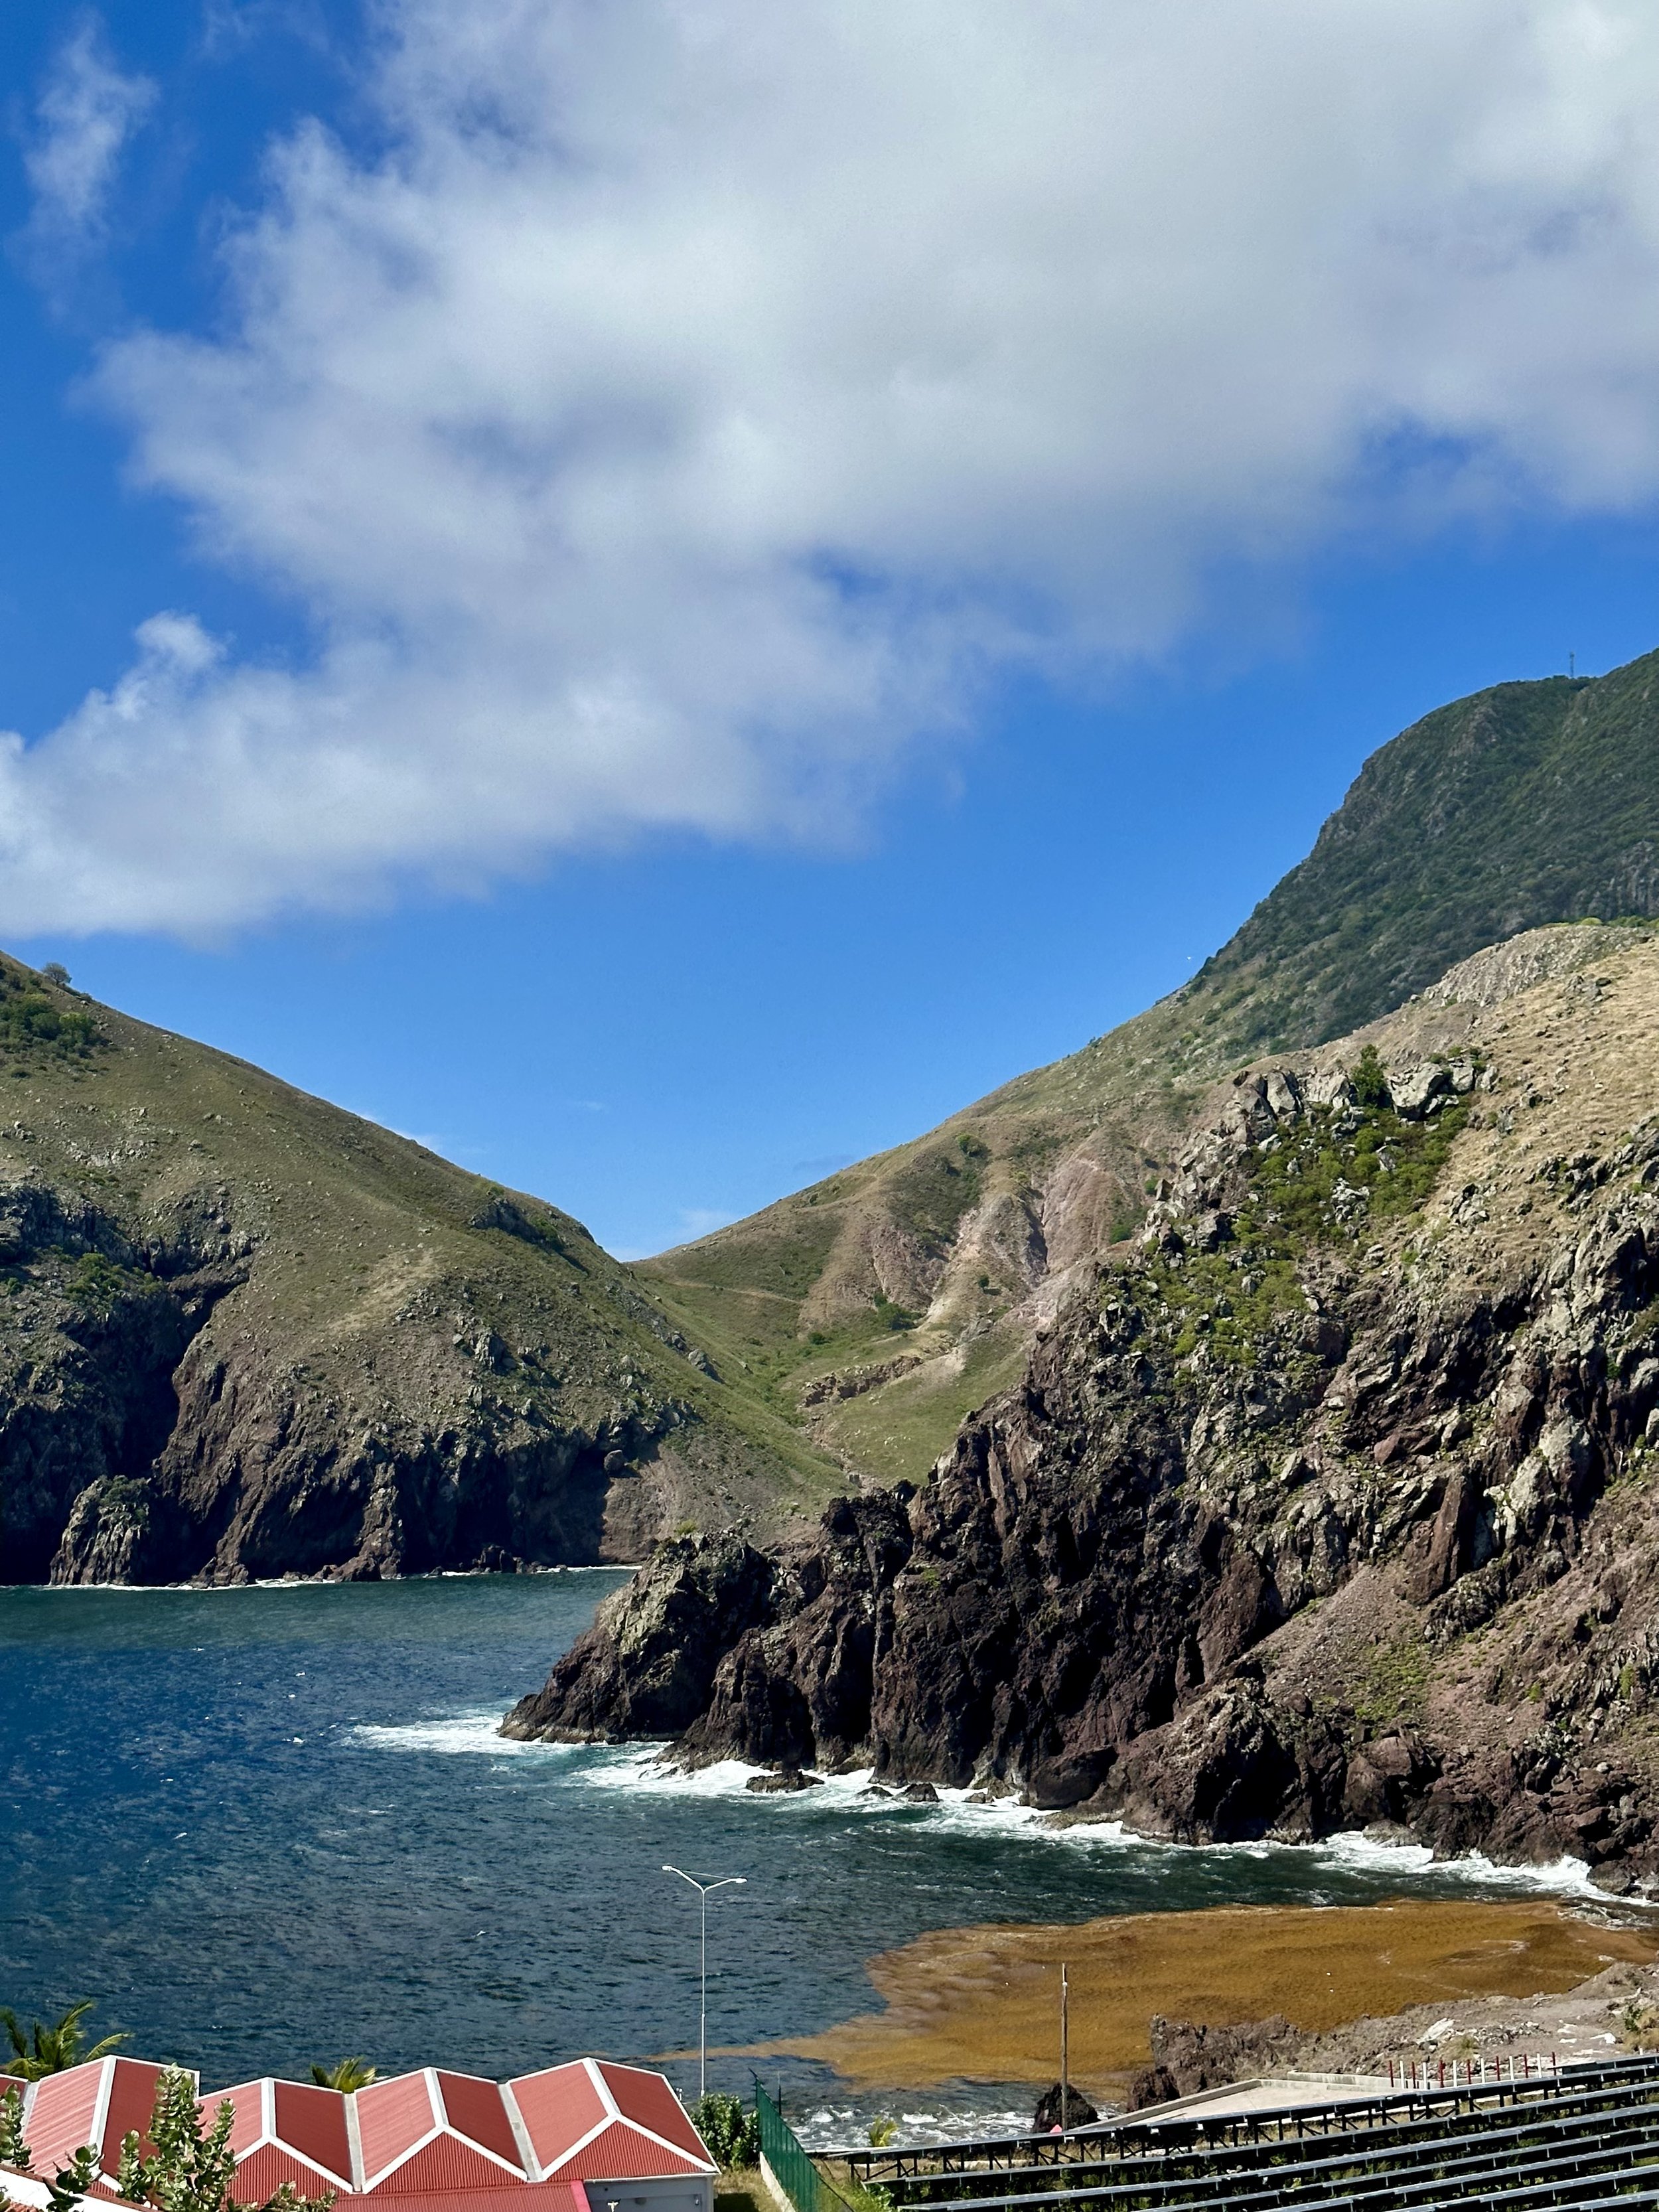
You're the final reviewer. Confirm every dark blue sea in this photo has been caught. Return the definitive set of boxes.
[0,1576,1618,2139]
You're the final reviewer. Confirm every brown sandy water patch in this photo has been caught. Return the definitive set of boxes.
[754,1900,1656,2091]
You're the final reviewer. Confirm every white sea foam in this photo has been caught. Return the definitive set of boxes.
[344,1709,584,1755]
[792,2101,1031,2152]
[338,1706,1627,1903]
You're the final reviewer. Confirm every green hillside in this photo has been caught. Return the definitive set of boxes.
[0,959,839,1584]
[8,646,1655,1580]
[1192,652,1659,1054]
[634,647,1659,1486]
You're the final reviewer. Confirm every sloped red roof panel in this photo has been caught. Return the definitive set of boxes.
[271,2081,355,2185]
[19,2061,108,2173]
[553,2124,705,2182]
[214,2083,267,2160]
[591,2071,708,2166]
[360,2136,525,2197]
[356,2074,438,2186]
[508,2066,607,2172]
[101,2059,171,2168]
[433,2075,522,2172]
[230,2144,343,2204]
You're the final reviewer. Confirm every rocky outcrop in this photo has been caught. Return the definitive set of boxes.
[1032,2083,1100,2130]
[1127,2016,1299,2110]
[505,934,1659,1878]
[504,1532,777,1739]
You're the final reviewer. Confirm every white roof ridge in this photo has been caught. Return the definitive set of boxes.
[498,2083,540,2181]
[585,2060,621,2123]
[88,2055,117,2174]
[343,2086,366,2193]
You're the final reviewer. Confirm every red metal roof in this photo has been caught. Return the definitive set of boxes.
[551,2124,708,2183]
[362,2137,527,2197]
[508,2064,713,2180]
[11,2054,709,2197]
[356,2071,439,2188]
[591,2069,707,2166]
[22,2059,177,2176]
[17,2059,107,2173]
[274,2079,357,2185]
[433,2074,523,2172]
[214,2079,356,2195]
[362,2188,587,2212]
[508,2065,607,2175]
[217,2083,267,2162]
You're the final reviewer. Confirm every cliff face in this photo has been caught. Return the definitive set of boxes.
[0,961,841,1585]
[507,924,1659,1881]
[632,651,1659,1496]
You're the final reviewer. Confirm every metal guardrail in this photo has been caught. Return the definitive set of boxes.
[831,2052,1659,2193]
[755,2081,855,2212]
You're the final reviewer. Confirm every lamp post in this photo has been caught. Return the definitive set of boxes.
[1060,1962,1070,2132]
[664,1865,746,2101]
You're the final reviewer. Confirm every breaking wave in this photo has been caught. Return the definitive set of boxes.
[342,1709,1615,1900]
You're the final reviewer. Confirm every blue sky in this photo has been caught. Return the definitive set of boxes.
[3,1,1658,1256]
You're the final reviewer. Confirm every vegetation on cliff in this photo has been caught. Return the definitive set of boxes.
[510,926,1659,1883]
[638,649,1659,1490]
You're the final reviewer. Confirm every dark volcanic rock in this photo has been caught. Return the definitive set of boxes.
[1032,2083,1099,2130]
[0,955,824,1588]
[502,1532,777,1741]
[1127,2016,1299,2109]
[505,940,1659,1875]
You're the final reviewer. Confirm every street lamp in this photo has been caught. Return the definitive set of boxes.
[664,1865,747,2101]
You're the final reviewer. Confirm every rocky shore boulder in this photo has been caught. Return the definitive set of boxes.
[502,1531,778,1741]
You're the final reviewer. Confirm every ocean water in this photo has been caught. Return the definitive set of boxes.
[0,1576,1620,2140]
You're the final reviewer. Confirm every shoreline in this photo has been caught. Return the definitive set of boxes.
[744,1898,1659,2100]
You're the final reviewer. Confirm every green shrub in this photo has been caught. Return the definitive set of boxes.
[0,988,97,1059]
[1352,1044,1390,1110]
[691,2094,760,2170]
[64,1254,130,1308]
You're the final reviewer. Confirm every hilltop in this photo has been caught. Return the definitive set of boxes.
[0,964,840,1584]
[634,650,1659,1488]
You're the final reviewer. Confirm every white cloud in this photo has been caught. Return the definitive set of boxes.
[7,0,1659,933]
[23,17,155,242]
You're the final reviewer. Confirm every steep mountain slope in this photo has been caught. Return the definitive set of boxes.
[509,920,1659,1883]
[0,960,841,1585]
[634,650,1659,1489]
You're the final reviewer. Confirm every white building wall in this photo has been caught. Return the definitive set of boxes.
[582,2175,712,2212]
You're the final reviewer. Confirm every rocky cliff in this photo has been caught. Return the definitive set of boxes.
[634,649,1659,1495]
[0,960,840,1585]
[507,922,1659,1881]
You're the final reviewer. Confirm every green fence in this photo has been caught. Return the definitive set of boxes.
[755,2081,851,2212]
